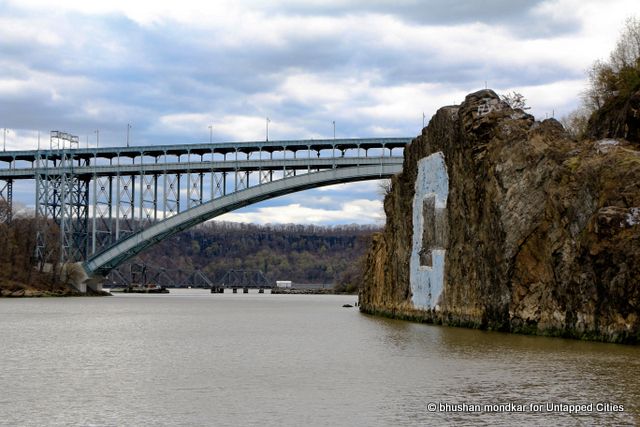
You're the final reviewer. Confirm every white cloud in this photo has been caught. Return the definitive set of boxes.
[316,181,386,194]
[217,199,384,225]
[1,0,638,224]
[0,17,64,46]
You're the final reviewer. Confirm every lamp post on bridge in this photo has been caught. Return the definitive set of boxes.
[266,117,270,142]
[126,123,131,147]
[95,129,99,148]
[208,125,213,143]
[2,128,7,152]
[332,120,335,140]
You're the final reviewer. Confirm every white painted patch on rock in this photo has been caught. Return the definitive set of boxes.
[410,152,449,310]
[595,139,620,154]
[627,207,640,226]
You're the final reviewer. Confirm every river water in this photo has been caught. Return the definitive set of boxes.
[1,289,638,426]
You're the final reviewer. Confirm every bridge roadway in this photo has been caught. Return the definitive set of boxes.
[0,137,410,167]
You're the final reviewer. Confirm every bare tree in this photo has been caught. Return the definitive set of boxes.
[582,16,640,112]
[377,179,393,197]
[560,108,590,139]
[610,16,640,71]
[500,91,531,110]
[0,200,11,223]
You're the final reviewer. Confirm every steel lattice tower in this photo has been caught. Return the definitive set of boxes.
[35,131,89,266]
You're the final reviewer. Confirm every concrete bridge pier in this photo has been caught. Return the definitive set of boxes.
[41,262,103,293]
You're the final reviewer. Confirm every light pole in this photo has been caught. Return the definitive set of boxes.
[3,128,7,151]
[95,129,99,148]
[266,117,270,142]
[126,123,131,147]
[332,120,335,140]
[208,125,213,143]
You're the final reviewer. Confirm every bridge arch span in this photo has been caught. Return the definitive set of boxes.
[84,163,401,277]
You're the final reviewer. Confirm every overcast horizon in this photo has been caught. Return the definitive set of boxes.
[1,0,638,224]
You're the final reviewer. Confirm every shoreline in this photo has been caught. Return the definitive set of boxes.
[0,286,111,298]
[270,287,356,295]
[359,305,640,345]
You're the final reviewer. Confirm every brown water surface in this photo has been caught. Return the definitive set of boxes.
[0,289,638,426]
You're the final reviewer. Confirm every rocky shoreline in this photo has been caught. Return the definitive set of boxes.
[271,288,342,295]
[0,284,110,297]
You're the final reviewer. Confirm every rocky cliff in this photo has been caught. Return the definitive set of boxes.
[360,89,640,344]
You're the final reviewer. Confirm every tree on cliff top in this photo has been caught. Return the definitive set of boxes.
[583,16,640,111]
[500,91,531,110]
[561,16,640,139]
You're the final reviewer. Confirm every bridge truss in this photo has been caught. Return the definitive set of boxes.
[0,136,410,276]
[218,269,271,288]
[0,179,11,223]
[34,131,90,265]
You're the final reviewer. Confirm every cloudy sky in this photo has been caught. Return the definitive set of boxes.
[1,0,637,224]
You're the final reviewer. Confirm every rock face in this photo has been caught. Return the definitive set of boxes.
[587,89,640,145]
[360,89,640,343]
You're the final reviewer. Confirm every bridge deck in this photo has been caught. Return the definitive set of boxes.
[0,157,403,179]
[0,137,411,164]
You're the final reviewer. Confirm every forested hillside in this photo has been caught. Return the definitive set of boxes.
[2,195,377,294]
[134,221,378,291]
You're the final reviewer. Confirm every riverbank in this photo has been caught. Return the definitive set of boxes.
[270,287,334,295]
[0,281,110,297]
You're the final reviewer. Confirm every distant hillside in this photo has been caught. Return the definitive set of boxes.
[131,221,378,291]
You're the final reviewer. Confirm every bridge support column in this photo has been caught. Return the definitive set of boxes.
[60,262,103,293]
[0,179,12,223]
[92,175,114,254]
[34,133,90,268]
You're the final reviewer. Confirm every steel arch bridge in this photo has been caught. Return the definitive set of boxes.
[0,134,410,288]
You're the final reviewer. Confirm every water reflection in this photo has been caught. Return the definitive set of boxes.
[359,310,640,426]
